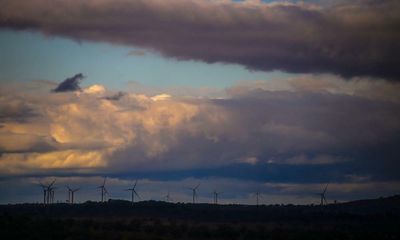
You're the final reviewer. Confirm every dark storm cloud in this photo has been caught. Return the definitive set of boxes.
[52,73,84,93]
[1,0,400,79]
[108,90,400,185]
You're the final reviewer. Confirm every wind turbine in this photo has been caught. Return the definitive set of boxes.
[49,186,57,204]
[125,180,140,204]
[164,191,172,202]
[67,186,72,203]
[66,186,80,204]
[254,191,262,206]
[71,188,79,204]
[97,177,108,203]
[48,179,56,204]
[318,183,329,206]
[39,179,56,204]
[212,190,223,204]
[39,183,47,204]
[188,183,200,204]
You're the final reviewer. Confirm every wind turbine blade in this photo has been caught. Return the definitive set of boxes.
[133,189,140,199]
[323,183,329,194]
[38,181,46,187]
[103,177,107,186]
[73,188,80,192]
[133,180,138,188]
[195,183,200,189]
[49,179,56,188]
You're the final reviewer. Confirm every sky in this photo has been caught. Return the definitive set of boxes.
[0,0,400,205]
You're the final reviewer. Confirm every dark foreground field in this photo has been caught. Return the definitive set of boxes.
[1,196,400,240]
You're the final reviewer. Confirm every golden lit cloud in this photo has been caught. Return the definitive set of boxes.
[0,149,108,174]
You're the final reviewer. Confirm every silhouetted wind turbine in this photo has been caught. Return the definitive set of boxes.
[318,183,329,206]
[125,180,140,204]
[213,190,223,204]
[49,186,57,204]
[255,191,262,206]
[67,186,72,203]
[39,183,47,205]
[39,179,56,204]
[48,179,56,204]
[71,188,79,204]
[97,177,108,203]
[188,183,200,204]
[67,186,80,204]
[164,191,172,202]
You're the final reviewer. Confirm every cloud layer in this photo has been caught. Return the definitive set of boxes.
[1,75,399,182]
[1,0,400,79]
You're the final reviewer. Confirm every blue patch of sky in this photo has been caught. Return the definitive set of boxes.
[0,30,291,91]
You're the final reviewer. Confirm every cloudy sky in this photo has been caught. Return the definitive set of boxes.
[1,0,400,205]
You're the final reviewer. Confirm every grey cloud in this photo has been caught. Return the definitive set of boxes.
[1,0,400,79]
[108,90,400,180]
[227,74,400,103]
[127,50,146,57]
[52,73,84,93]
[0,95,37,123]
[103,91,126,101]
[0,133,55,154]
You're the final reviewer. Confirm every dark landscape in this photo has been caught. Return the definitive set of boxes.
[1,195,399,240]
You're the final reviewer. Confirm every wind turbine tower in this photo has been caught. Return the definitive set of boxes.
[39,184,47,205]
[255,191,261,206]
[49,186,56,204]
[164,191,172,202]
[70,188,79,204]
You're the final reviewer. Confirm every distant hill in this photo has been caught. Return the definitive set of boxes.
[1,195,399,240]
[1,195,399,221]
[330,194,400,215]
